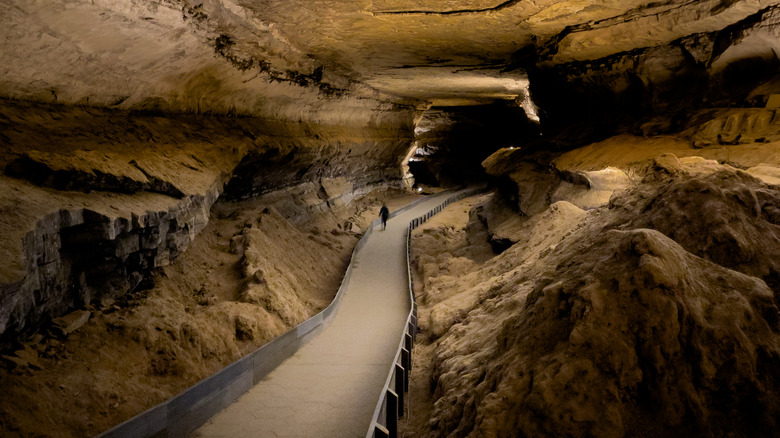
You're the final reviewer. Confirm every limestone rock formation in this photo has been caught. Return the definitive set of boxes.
[611,168,780,298]
[2,0,780,436]
[0,181,407,436]
[482,148,561,216]
[0,98,417,347]
[4,0,777,115]
[238,208,344,324]
[408,104,540,186]
[410,165,780,438]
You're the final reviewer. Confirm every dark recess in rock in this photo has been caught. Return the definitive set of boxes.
[516,5,780,151]
[5,155,146,194]
[488,235,513,253]
[407,160,440,186]
[410,102,539,186]
[527,45,705,149]
[223,148,304,199]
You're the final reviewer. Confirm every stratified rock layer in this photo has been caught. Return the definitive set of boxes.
[0,98,417,345]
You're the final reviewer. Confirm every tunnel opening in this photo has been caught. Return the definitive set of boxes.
[406,101,541,188]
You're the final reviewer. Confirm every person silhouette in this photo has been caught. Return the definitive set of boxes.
[379,204,390,230]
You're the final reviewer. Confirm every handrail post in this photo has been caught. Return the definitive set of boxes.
[387,390,398,438]
[401,348,411,392]
[395,364,405,418]
[374,424,389,438]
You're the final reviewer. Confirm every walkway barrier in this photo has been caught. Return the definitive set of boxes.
[367,187,484,438]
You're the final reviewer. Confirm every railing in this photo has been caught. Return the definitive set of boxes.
[367,187,484,438]
[99,212,388,438]
[98,187,482,438]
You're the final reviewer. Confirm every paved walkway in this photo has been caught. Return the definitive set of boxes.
[194,190,458,438]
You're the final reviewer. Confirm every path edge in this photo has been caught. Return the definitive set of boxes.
[96,188,470,438]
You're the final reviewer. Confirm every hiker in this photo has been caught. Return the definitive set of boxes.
[379,204,390,230]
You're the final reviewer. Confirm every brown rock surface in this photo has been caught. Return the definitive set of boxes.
[404,153,780,438]
[611,168,780,298]
[3,0,777,109]
[1,0,780,436]
[0,96,417,345]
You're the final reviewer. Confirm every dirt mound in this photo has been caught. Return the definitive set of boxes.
[238,208,347,324]
[413,195,587,339]
[428,228,780,438]
[611,168,780,296]
[407,167,780,438]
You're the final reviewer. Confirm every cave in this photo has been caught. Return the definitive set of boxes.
[408,102,540,187]
[1,1,780,437]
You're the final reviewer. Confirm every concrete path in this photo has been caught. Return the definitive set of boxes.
[194,190,458,438]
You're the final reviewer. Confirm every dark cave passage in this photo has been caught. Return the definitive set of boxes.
[407,101,541,187]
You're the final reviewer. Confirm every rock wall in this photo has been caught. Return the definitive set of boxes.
[0,0,393,113]
[524,4,780,147]
[0,0,427,347]
[0,96,418,346]
[482,105,780,220]
[410,163,780,438]
[1,181,222,347]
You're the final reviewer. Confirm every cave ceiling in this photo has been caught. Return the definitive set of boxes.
[252,0,777,104]
[0,0,778,109]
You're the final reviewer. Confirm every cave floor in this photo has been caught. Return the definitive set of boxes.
[194,190,462,437]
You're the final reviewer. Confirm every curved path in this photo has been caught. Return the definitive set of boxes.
[194,190,461,438]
